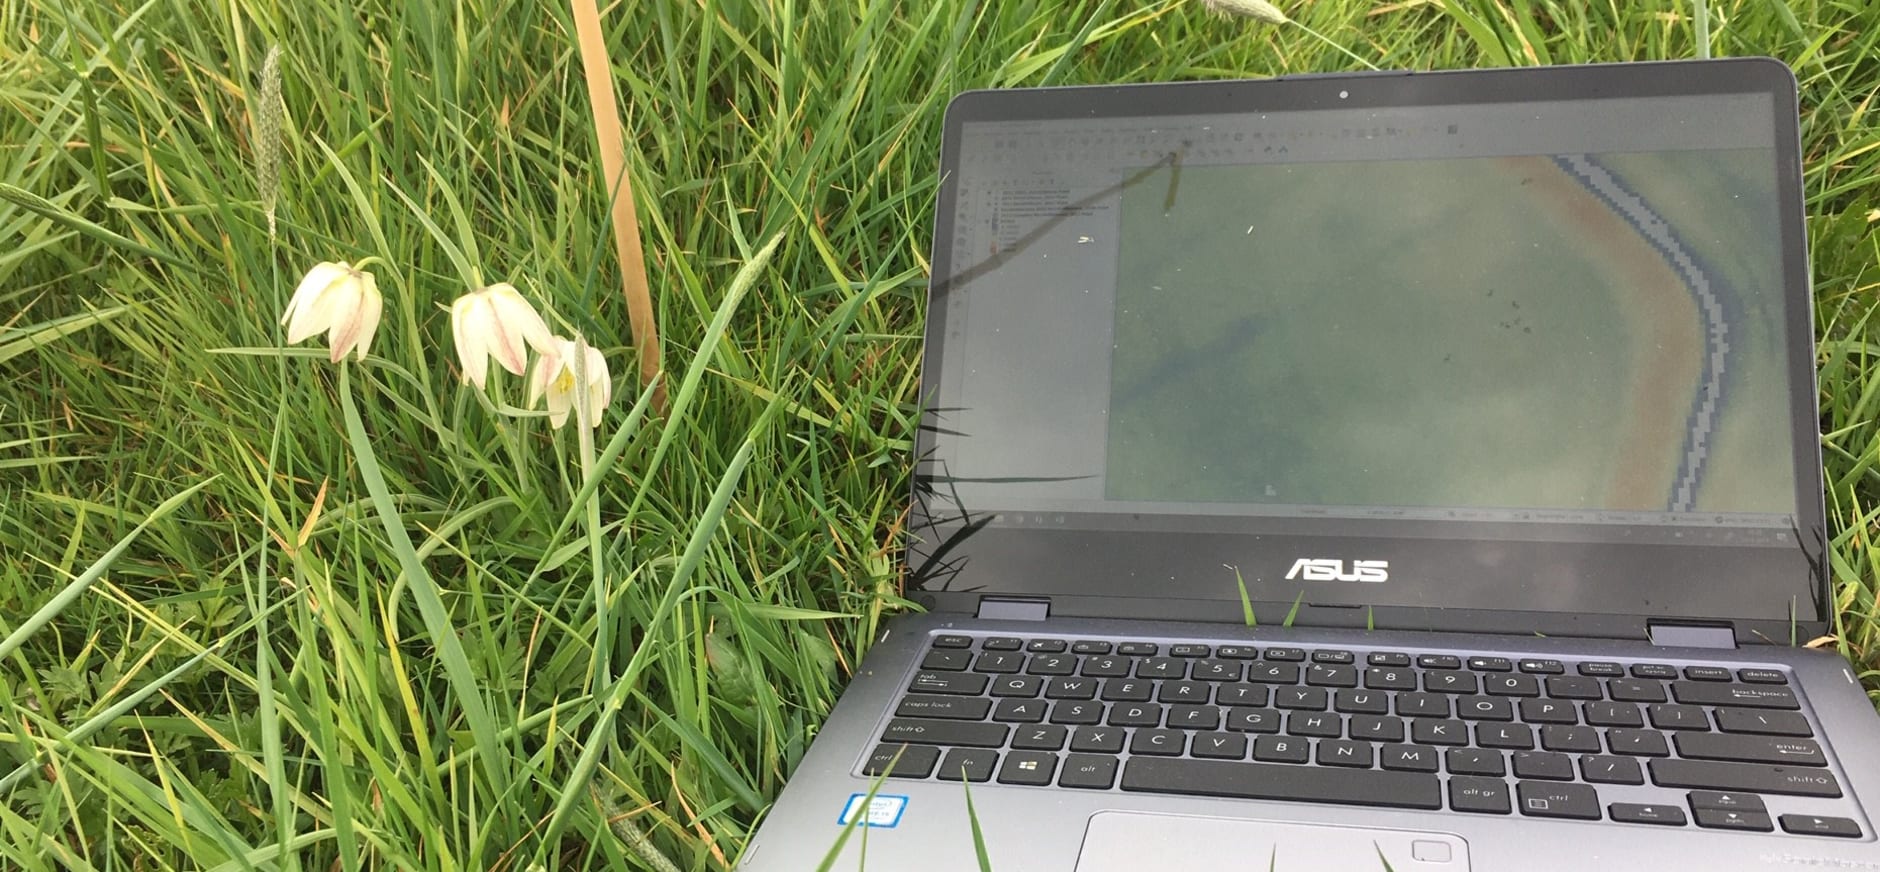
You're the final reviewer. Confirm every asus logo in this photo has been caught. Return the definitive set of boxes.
[1285,558,1389,583]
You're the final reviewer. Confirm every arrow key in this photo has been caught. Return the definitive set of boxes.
[1687,791,1766,813]
[1779,815,1862,838]
[1695,808,1773,832]
[1610,803,1687,826]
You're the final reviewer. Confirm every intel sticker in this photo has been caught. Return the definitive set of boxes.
[837,794,908,828]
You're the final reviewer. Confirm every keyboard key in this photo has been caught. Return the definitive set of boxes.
[1544,676,1602,699]
[1450,776,1512,814]
[1026,638,1067,653]
[1518,699,1577,724]
[1540,725,1602,754]
[1519,659,1565,675]
[1313,650,1355,664]
[1585,701,1644,728]
[1081,656,1131,678]
[1349,715,1405,742]
[1317,740,1373,768]
[932,634,973,648]
[1412,719,1467,746]
[1264,647,1306,662]
[1483,674,1540,697]
[991,675,1043,697]
[1116,642,1158,656]
[982,637,1023,651]
[997,750,1058,786]
[1694,808,1772,832]
[1446,748,1505,776]
[1512,751,1574,781]
[1647,704,1709,731]
[936,748,997,782]
[1425,670,1477,694]
[1365,667,1419,690]
[1136,657,1186,679]
[882,719,1008,748]
[1581,755,1645,785]
[1070,726,1125,754]
[1011,724,1068,751]
[1610,803,1686,826]
[1050,701,1103,725]
[1397,693,1451,718]
[1169,704,1222,730]
[1631,663,1677,679]
[1608,679,1666,703]
[1216,685,1271,707]
[992,699,1046,723]
[1381,744,1440,773]
[1046,677,1099,700]
[1418,654,1462,670]
[1191,660,1243,681]
[1286,712,1341,738]
[1108,703,1162,727]
[1253,736,1311,764]
[1687,791,1765,813]
[1226,708,1281,733]
[1670,682,1799,710]
[1306,664,1358,688]
[1059,754,1118,789]
[1368,652,1411,667]
[1715,707,1812,737]
[1607,729,1670,757]
[895,695,991,720]
[1675,733,1826,767]
[864,743,939,777]
[909,671,989,696]
[1158,681,1211,704]
[1779,815,1862,838]
[1122,758,1442,809]
[1577,661,1624,677]
[1026,653,1077,676]
[1169,643,1211,658]
[1476,723,1533,750]
[1216,645,1261,659]
[1738,668,1788,685]
[1100,679,1151,702]
[921,650,970,672]
[1072,640,1112,655]
[1457,696,1514,722]
[1334,690,1389,715]
[1517,782,1601,820]
[1275,688,1329,711]
[1192,732,1248,760]
[1683,665,1732,682]
[1468,656,1512,672]
[1648,760,1842,797]
[1248,663,1301,684]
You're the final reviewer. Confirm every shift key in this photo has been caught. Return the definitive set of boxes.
[882,718,1010,748]
[910,671,990,696]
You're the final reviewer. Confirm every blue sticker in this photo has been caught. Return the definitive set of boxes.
[838,793,908,828]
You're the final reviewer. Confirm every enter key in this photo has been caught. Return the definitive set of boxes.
[1675,733,1827,767]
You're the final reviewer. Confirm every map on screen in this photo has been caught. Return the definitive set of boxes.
[1103,151,1795,516]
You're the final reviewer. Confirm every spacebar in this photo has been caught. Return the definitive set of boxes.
[1121,759,1443,810]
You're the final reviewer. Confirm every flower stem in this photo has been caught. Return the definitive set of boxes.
[572,335,610,691]
[1293,21,1378,70]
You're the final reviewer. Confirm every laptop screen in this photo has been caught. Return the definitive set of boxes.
[912,61,1826,635]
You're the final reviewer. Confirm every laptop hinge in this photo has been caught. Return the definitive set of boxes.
[976,597,1050,621]
[1647,622,1737,650]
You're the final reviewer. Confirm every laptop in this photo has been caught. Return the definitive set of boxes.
[737,58,1880,871]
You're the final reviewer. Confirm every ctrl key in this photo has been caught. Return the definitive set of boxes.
[1780,815,1862,838]
[863,743,939,778]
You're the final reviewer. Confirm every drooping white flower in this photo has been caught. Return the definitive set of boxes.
[281,260,383,362]
[528,335,612,429]
[449,282,555,389]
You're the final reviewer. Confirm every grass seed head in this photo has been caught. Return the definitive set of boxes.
[254,45,284,238]
[1201,0,1291,24]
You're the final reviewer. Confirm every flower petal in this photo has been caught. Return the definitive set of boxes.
[350,273,383,361]
[527,343,558,407]
[490,283,558,357]
[283,261,348,328]
[450,295,485,387]
[546,384,572,429]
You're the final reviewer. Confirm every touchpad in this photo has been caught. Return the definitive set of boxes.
[1076,811,1470,871]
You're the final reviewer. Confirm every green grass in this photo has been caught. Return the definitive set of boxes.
[2,0,1879,869]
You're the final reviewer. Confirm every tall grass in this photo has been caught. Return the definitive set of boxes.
[2,0,1879,869]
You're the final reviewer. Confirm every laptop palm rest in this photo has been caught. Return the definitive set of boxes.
[1076,811,1470,871]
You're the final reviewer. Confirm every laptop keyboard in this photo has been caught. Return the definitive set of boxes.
[862,633,1863,839]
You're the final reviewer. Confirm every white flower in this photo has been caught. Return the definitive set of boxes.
[281,260,383,362]
[449,282,555,389]
[528,335,612,429]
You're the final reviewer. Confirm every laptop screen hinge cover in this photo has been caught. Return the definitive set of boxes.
[976,597,1050,621]
[1647,622,1737,650]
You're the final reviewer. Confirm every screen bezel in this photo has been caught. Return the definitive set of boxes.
[907,59,1828,644]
